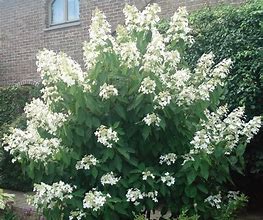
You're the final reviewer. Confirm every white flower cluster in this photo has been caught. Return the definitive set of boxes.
[69,210,86,220]
[99,83,118,100]
[28,181,74,210]
[189,106,261,156]
[143,191,158,203]
[142,171,155,180]
[138,77,156,94]
[159,153,177,165]
[101,172,121,186]
[83,189,110,211]
[161,172,175,186]
[126,188,158,205]
[94,125,119,148]
[37,49,86,103]
[75,155,98,170]
[123,4,161,32]
[115,41,141,68]
[166,7,193,44]
[24,98,68,135]
[205,193,222,209]
[227,191,240,200]
[154,91,172,109]
[126,188,143,206]
[83,9,112,71]
[142,113,161,127]
[3,127,62,163]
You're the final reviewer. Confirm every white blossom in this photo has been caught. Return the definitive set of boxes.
[242,116,261,143]
[76,155,99,170]
[161,172,175,186]
[69,210,86,220]
[142,113,161,127]
[83,9,112,71]
[227,191,240,200]
[205,193,222,209]
[115,41,141,68]
[83,189,110,211]
[159,153,177,165]
[24,98,68,135]
[154,91,172,109]
[142,191,158,203]
[123,4,161,32]
[99,83,118,100]
[142,171,155,180]
[36,49,87,104]
[27,181,74,210]
[3,127,63,163]
[101,172,121,186]
[126,188,143,206]
[138,77,156,94]
[94,125,119,148]
[166,7,193,44]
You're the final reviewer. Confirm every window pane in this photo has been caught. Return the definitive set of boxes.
[51,0,65,24]
[68,0,80,21]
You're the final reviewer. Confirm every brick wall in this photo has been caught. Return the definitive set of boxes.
[0,0,244,86]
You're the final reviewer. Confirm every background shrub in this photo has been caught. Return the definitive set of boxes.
[0,85,40,191]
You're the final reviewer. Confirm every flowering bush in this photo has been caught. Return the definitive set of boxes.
[3,4,262,220]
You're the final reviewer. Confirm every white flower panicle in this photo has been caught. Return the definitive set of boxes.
[126,188,144,206]
[37,49,86,103]
[83,189,110,211]
[75,155,99,170]
[154,91,172,109]
[193,53,215,82]
[142,171,155,180]
[69,210,86,220]
[181,154,195,165]
[27,181,74,210]
[227,191,240,200]
[159,153,177,165]
[167,7,193,44]
[99,83,118,100]
[123,4,161,32]
[142,113,161,127]
[101,172,121,186]
[3,127,62,163]
[205,193,222,209]
[24,98,68,135]
[94,125,119,148]
[83,9,111,71]
[138,77,156,94]
[142,191,158,203]
[188,106,261,156]
[161,172,175,186]
[115,41,141,68]
[242,116,261,143]
[142,29,166,75]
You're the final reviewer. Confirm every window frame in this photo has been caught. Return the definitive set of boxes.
[49,0,80,26]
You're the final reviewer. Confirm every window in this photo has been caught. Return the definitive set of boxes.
[50,0,80,25]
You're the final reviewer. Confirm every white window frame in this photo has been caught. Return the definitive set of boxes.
[49,0,80,26]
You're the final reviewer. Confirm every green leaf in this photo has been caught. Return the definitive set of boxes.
[115,104,126,119]
[114,154,122,172]
[187,170,197,185]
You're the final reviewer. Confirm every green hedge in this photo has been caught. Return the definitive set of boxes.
[0,85,40,191]
[186,0,263,118]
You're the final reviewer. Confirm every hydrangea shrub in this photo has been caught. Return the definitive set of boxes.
[3,4,262,220]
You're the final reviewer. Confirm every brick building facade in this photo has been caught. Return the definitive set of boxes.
[0,0,244,86]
